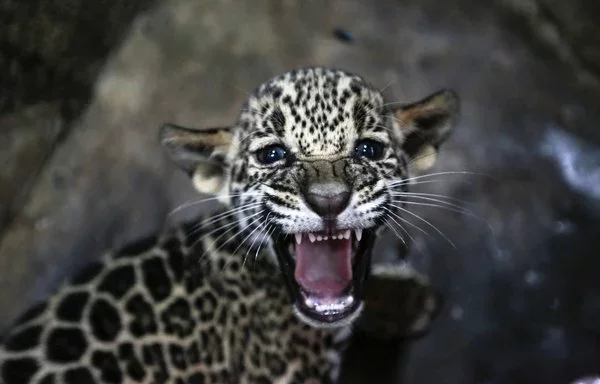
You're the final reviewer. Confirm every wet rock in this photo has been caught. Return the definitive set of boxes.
[0,104,64,232]
[499,0,600,85]
[0,0,158,118]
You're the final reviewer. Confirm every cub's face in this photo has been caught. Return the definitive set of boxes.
[161,67,458,328]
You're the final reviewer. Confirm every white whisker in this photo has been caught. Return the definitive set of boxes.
[390,190,473,206]
[393,200,474,218]
[383,218,408,247]
[243,213,272,268]
[378,78,397,94]
[167,193,262,217]
[391,194,495,234]
[388,171,492,187]
[195,203,263,230]
[231,215,270,268]
[387,204,456,248]
[390,194,472,212]
[382,206,429,238]
[210,214,266,273]
[191,210,265,264]
[253,222,276,270]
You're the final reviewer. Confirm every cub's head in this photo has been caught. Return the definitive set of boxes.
[160,67,458,328]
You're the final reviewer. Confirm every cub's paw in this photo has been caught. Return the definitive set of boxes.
[357,262,442,340]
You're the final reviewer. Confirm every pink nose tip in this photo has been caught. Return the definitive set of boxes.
[305,191,351,218]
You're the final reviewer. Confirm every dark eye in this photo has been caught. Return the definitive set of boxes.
[255,144,288,165]
[353,139,385,160]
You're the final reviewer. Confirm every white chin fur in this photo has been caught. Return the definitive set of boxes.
[293,302,364,329]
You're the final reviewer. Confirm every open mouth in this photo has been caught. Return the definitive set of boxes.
[273,228,376,327]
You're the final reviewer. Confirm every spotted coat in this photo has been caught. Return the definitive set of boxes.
[0,67,458,384]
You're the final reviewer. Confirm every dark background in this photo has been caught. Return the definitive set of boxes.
[1,0,599,383]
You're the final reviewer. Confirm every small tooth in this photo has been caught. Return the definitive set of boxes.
[332,235,338,240]
[343,230,351,240]
[323,236,329,241]
[295,233,302,245]
[316,236,323,241]
[355,229,363,241]
[308,233,316,243]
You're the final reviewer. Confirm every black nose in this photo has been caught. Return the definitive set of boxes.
[305,190,351,218]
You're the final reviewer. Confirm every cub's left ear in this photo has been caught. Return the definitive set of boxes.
[393,89,459,172]
[159,124,233,195]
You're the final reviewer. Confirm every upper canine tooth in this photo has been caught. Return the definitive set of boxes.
[308,233,316,243]
[355,229,363,241]
[295,233,302,245]
[343,230,351,240]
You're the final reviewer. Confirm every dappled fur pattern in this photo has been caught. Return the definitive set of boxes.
[0,67,457,383]
[0,215,347,384]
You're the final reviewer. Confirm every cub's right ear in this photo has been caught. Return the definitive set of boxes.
[159,124,233,196]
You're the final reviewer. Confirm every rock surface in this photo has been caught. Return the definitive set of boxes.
[501,0,600,84]
[1,0,600,382]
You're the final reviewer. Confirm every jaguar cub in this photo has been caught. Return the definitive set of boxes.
[0,67,458,384]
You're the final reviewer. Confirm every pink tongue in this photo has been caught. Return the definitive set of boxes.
[294,235,353,298]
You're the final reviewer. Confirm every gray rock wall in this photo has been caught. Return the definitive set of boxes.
[501,0,600,85]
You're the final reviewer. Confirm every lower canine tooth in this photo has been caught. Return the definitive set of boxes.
[294,233,302,244]
[354,229,363,241]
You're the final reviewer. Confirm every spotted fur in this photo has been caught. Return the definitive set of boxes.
[0,67,458,383]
